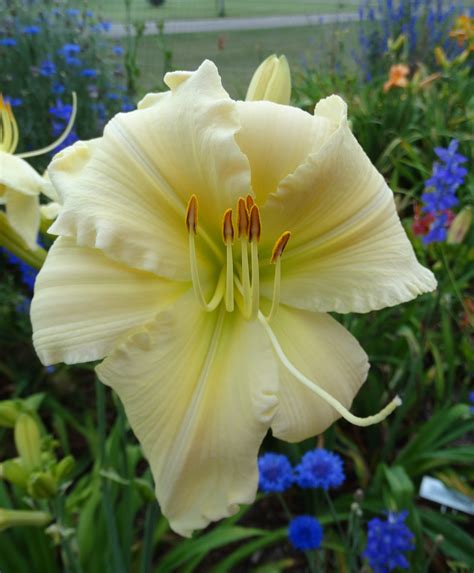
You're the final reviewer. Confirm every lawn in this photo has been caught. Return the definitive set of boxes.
[87,0,361,22]
[135,22,359,98]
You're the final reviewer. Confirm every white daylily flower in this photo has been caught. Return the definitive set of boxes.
[0,94,75,248]
[31,61,436,536]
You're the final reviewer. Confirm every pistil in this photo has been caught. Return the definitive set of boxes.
[0,95,19,154]
[259,311,402,426]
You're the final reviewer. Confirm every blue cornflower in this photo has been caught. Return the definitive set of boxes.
[258,453,293,493]
[469,391,474,414]
[81,68,98,78]
[288,516,323,551]
[112,45,124,55]
[0,38,17,46]
[107,92,120,101]
[52,82,65,95]
[4,97,23,107]
[39,60,56,77]
[58,43,81,56]
[49,99,73,122]
[363,511,415,573]
[65,56,82,67]
[66,8,81,17]
[23,25,40,35]
[121,100,134,112]
[3,250,38,292]
[294,449,345,490]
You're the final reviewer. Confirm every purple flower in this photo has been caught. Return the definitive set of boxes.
[295,449,345,491]
[363,512,414,573]
[258,453,293,493]
[288,516,323,551]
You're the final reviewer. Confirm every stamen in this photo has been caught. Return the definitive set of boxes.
[16,92,77,159]
[249,205,261,319]
[222,209,235,312]
[266,231,291,322]
[259,312,402,426]
[0,95,15,153]
[185,195,225,311]
[237,198,251,316]
[246,194,255,212]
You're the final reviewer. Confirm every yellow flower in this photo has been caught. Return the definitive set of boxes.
[449,15,474,51]
[383,64,410,92]
[0,94,76,249]
[31,61,436,536]
[245,54,291,105]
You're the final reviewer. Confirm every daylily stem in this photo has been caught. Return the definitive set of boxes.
[0,213,46,269]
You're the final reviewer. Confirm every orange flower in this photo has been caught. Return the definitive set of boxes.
[449,15,474,50]
[383,64,410,92]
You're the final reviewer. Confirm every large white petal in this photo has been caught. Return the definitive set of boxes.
[97,292,278,536]
[235,100,335,206]
[48,61,251,280]
[31,237,187,365]
[0,153,44,197]
[259,95,436,313]
[269,305,369,442]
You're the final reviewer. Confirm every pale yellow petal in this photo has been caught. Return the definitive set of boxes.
[40,202,61,220]
[49,61,250,280]
[0,153,44,197]
[269,305,369,442]
[259,95,436,313]
[235,100,335,206]
[4,190,39,250]
[31,237,187,365]
[97,292,278,536]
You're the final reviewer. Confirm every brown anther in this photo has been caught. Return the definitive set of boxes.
[222,208,234,244]
[0,94,4,110]
[237,197,249,238]
[271,231,291,263]
[185,194,198,234]
[248,205,261,243]
[246,194,255,211]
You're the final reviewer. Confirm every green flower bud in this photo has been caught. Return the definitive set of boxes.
[54,456,75,482]
[0,400,22,428]
[14,414,42,472]
[27,472,57,499]
[0,459,29,488]
[448,206,472,244]
[0,508,51,532]
[245,54,291,105]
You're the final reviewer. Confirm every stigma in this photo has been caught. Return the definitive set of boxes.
[185,194,290,321]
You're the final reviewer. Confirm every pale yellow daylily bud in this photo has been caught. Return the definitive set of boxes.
[448,207,472,244]
[14,413,42,472]
[434,46,450,69]
[0,508,51,532]
[0,459,29,488]
[0,400,22,427]
[245,54,291,105]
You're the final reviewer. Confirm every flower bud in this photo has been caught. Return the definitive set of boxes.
[14,413,42,472]
[28,472,57,499]
[54,455,75,482]
[447,206,472,244]
[245,54,291,105]
[0,400,22,427]
[0,508,51,532]
[0,459,29,488]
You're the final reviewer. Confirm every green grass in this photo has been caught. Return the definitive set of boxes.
[87,0,360,23]
[135,22,358,97]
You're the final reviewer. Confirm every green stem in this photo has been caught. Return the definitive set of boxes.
[139,502,159,573]
[439,245,466,312]
[96,380,126,573]
[276,493,292,520]
[305,549,320,573]
[53,497,83,573]
[323,490,353,569]
[0,213,46,269]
